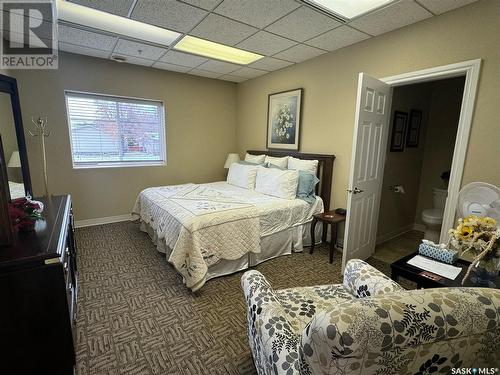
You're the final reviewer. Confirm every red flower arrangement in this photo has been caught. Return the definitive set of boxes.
[8,197,43,232]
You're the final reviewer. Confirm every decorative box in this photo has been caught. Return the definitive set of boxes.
[418,242,458,264]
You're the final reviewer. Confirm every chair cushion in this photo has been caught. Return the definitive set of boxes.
[275,284,355,333]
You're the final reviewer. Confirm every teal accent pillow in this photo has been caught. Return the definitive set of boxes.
[297,170,319,204]
[238,160,268,167]
[267,163,285,170]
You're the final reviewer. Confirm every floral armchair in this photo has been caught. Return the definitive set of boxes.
[241,259,500,374]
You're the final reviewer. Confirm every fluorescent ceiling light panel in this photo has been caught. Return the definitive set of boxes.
[57,0,181,47]
[174,36,263,65]
[304,0,394,19]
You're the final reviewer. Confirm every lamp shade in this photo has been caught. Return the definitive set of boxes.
[224,153,240,169]
[8,151,21,168]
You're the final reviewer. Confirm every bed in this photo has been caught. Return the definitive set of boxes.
[132,150,335,291]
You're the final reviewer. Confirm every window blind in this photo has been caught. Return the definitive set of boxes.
[65,91,166,168]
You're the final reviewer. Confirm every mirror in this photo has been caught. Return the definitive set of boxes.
[0,93,24,199]
[0,74,31,201]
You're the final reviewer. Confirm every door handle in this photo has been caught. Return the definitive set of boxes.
[347,187,364,194]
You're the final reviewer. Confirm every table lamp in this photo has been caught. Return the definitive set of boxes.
[8,151,21,168]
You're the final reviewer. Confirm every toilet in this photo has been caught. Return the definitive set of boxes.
[421,188,448,243]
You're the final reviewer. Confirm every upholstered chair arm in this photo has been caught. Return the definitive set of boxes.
[300,287,500,374]
[343,259,404,297]
[241,270,301,375]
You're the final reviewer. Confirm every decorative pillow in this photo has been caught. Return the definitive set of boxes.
[297,170,320,204]
[255,166,298,200]
[245,153,265,164]
[227,163,258,189]
[265,155,289,169]
[288,156,319,174]
[238,160,267,166]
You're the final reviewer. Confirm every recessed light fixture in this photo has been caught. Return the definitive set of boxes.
[111,55,126,63]
[174,35,263,65]
[303,0,395,20]
[57,0,181,47]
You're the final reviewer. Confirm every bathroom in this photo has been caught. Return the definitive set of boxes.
[373,76,465,263]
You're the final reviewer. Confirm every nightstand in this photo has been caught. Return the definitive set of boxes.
[310,210,346,263]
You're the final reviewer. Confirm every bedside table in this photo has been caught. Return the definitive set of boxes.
[310,210,346,263]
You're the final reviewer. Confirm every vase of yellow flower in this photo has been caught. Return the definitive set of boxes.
[448,215,500,286]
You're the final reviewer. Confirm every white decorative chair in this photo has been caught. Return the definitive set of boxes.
[241,259,500,374]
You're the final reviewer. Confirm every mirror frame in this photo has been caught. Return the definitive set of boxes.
[0,73,32,199]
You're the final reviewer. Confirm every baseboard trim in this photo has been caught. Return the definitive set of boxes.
[75,214,131,228]
[377,223,422,245]
[413,223,426,232]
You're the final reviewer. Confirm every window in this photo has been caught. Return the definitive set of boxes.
[65,91,166,168]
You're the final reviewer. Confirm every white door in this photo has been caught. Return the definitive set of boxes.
[342,73,392,271]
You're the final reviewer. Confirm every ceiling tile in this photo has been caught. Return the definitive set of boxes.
[196,60,241,74]
[113,55,154,67]
[306,26,370,51]
[248,57,293,71]
[113,38,167,60]
[214,0,301,28]
[159,50,207,67]
[416,0,478,15]
[191,14,258,46]
[181,0,223,11]
[131,0,208,33]
[59,42,111,59]
[265,6,342,42]
[273,44,326,63]
[236,31,296,56]
[58,25,117,51]
[349,1,432,36]
[230,67,267,79]
[189,69,222,78]
[218,75,248,83]
[69,0,134,16]
[152,61,192,73]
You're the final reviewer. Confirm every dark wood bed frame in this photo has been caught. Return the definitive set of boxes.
[247,150,335,211]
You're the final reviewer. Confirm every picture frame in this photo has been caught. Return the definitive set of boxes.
[267,88,303,150]
[390,111,408,152]
[406,109,422,147]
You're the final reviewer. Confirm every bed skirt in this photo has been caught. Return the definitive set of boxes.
[138,220,323,285]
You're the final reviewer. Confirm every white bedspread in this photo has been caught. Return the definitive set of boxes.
[132,182,323,291]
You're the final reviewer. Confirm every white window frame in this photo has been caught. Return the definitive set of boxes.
[64,90,167,169]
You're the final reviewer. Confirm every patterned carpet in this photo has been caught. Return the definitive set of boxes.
[75,222,404,375]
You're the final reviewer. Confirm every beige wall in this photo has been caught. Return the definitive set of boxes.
[12,52,237,220]
[236,0,500,214]
[377,82,433,239]
[415,77,465,224]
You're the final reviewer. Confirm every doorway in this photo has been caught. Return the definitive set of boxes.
[342,60,481,270]
[373,77,465,263]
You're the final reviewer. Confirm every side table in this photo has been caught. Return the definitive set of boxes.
[310,210,346,263]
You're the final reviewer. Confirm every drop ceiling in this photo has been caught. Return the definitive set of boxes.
[30,0,483,82]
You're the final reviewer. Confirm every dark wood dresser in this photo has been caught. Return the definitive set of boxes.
[0,195,77,374]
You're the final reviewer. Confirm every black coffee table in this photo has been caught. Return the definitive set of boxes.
[390,252,500,289]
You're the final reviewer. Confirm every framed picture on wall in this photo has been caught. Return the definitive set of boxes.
[267,88,303,150]
[390,111,408,152]
[406,109,422,147]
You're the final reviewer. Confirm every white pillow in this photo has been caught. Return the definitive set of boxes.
[227,163,258,189]
[255,167,298,200]
[245,153,265,164]
[288,156,319,175]
[265,155,289,169]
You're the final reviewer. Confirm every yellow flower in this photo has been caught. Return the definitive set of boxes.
[459,225,474,238]
[482,217,497,227]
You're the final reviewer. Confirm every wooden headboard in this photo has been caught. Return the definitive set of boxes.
[247,150,335,211]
